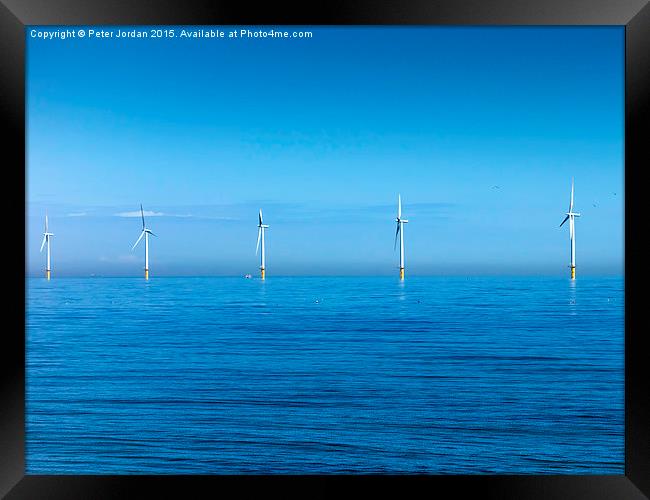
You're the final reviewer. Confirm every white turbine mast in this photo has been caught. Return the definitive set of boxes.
[256,209,269,279]
[394,194,408,280]
[131,204,156,279]
[559,178,581,279]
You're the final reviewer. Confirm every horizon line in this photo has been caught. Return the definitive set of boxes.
[25,273,625,279]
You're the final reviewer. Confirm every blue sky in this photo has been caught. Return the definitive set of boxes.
[26,26,624,276]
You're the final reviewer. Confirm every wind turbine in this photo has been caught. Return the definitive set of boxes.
[39,212,53,280]
[131,204,156,279]
[394,194,409,280]
[559,178,581,279]
[256,209,269,280]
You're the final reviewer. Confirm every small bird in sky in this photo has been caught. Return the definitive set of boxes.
[492,185,500,190]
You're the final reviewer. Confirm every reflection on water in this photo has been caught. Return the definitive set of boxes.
[396,276,406,300]
[568,277,578,311]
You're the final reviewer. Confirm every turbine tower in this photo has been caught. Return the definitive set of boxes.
[39,212,53,280]
[131,204,156,280]
[559,178,581,279]
[256,209,269,280]
[394,194,409,280]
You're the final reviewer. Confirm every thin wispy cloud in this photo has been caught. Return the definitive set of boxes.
[114,211,239,220]
[259,201,455,223]
[115,210,166,218]
[34,202,453,223]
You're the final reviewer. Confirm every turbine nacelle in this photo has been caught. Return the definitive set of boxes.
[256,209,269,256]
[560,178,581,228]
[394,195,408,251]
[132,229,157,250]
[39,233,53,252]
[132,205,157,250]
[40,212,54,253]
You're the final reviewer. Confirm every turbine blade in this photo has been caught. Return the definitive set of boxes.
[45,213,49,232]
[394,223,400,250]
[149,231,157,237]
[140,204,145,229]
[40,235,47,252]
[569,179,574,212]
[559,215,569,228]
[256,228,261,255]
[398,194,402,219]
[132,230,145,250]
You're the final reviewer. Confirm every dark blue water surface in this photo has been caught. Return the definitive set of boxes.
[26,276,624,474]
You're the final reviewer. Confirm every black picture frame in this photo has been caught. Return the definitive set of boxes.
[2,1,648,497]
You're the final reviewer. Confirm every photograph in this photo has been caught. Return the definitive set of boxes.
[25,25,625,475]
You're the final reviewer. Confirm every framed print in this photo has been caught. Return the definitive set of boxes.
[2,0,649,497]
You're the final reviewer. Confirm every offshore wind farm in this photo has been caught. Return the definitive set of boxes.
[35,184,586,280]
[26,26,623,475]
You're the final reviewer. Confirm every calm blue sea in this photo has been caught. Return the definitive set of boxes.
[26,276,624,474]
